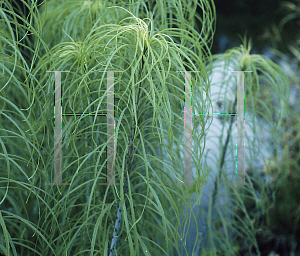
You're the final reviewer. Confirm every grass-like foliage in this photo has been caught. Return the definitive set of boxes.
[0,0,215,255]
[0,0,298,256]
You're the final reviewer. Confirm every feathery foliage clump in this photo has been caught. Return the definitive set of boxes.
[194,2,299,255]
[0,0,215,255]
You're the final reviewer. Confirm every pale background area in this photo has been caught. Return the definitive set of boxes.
[162,58,277,255]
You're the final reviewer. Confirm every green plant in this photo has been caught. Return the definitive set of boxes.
[0,0,296,256]
[0,0,215,255]
[218,2,300,255]
[191,34,290,255]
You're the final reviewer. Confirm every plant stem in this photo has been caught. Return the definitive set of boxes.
[212,93,237,208]
[109,54,145,256]
[196,93,237,254]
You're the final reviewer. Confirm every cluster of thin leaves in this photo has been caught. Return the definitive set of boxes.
[183,35,290,255]
[0,0,216,255]
[192,8,300,256]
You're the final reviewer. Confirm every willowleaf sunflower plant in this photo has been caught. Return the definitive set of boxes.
[195,36,290,255]
[0,0,215,255]
[0,0,292,256]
